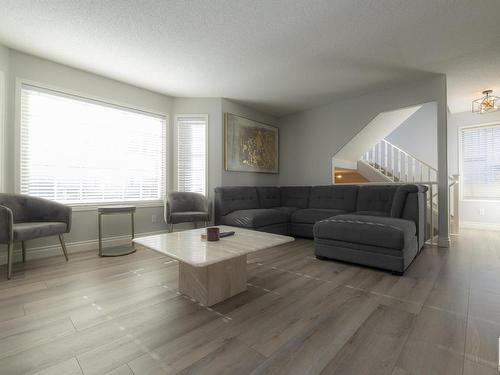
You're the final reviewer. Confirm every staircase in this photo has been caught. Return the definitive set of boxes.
[360,139,460,244]
[361,139,438,183]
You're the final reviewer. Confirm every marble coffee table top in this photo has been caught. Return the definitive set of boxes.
[133,226,294,267]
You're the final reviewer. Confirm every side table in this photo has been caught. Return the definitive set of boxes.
[98,205,137,257]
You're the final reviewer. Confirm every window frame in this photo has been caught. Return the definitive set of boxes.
[173,114,209,197]
[0,71,5,192]
[15,78,169,211]
[458,121,500,202]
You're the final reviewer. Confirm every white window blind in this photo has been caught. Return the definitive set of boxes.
[176,115,207,195]
[461,124,500,200]
[20,84,167,204]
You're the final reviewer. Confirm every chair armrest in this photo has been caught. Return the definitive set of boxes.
[195,195,211,221]
[25,196,72,233]
[164,198,171,224]
[207,200,213,222]
[0,205,13,243]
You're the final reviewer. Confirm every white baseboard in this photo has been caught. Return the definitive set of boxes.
[437,236,451,248]
[0,230,168,265]
[460,221,500,231]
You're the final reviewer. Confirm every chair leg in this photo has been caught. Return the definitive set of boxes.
[7,242,13,280]
[58,234,69,261]
[21,241,26,263]
[169,223,174,233]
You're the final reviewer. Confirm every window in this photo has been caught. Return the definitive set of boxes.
[20,84,167,205]
[461,123,500,200]
[176,115,207,195]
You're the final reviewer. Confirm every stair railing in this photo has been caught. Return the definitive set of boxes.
[361,139,460,243]
[362,139,438,183]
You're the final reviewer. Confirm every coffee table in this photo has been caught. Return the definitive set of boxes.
[133,226,294,306]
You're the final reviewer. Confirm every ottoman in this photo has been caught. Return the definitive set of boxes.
[313,214,419,274]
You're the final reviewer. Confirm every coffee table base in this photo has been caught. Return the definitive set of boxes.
[178,255,247,306]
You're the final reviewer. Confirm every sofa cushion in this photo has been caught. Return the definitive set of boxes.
[308,185,358,211]
[350,210,390,217]
[356,185,399,215]
[13,222,67,241]
[315,238,406,257]
[314,214,416,250]
[221,209,287,228]
[257,187,281,208]
[280,186,310,208]
[254,223,289,235]
[214,187,260,216]
[292,208,347,224]
[271,206,299,218]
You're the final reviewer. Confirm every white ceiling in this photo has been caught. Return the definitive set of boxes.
[0,0,499,116]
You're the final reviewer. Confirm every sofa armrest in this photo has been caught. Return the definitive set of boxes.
[193,194,210,214]
[389,184,428,250]
[391,184,428,218]
[0,205,14,243]
[25,197,72,233]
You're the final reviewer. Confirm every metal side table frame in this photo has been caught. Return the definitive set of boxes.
[98,205,137,257]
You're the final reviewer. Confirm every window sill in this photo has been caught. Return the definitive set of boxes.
[70,200,164,212]
[460,199,500,203]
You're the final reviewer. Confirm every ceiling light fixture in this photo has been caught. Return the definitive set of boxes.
[472,90,500,114]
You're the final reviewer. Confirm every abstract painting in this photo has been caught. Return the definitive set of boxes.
[225,113,279,173]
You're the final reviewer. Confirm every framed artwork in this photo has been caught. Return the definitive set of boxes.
[224,113,279,173]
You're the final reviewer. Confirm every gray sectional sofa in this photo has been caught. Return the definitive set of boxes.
[214,184,427,274]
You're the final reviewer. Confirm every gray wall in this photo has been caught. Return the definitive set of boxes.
[278,77,447,185]
[1,48,173,259]
[171,98,280,195]
[0,45,8,69]
[221,98,280,187]
[0,46,280,261]
[278,75,450,246]
[386,102,438,169]
[448,110,500,228]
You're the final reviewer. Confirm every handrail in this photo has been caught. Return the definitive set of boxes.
[336,181,438,185]
[362,139,438,184]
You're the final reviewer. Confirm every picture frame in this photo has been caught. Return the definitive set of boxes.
[224,113,279,174]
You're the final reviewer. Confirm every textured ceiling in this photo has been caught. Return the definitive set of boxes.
[0,0,499,116]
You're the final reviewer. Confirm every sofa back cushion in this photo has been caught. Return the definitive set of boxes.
[391,185,420,218]
[356,185,399,214]
[214,187,260,217]
[308,185,358,211]
[280,186,311,208]
[256,187,281,208]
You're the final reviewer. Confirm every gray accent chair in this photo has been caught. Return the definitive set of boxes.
[0,194,72,279]
[165,192,210,232]
[214,184,427,274]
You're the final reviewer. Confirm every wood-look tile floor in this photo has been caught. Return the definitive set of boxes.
[0,229,499,375]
